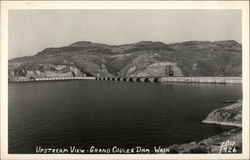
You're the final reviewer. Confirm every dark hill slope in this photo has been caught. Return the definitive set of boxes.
[8,40,242,80]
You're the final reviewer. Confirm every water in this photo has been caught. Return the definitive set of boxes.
[9,80,242,153]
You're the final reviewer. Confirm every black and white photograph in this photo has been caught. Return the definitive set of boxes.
[1,1,249,160]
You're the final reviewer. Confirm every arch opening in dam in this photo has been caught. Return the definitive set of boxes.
[153,78,160,82]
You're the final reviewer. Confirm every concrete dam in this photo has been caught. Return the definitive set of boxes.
[11,76,241,84]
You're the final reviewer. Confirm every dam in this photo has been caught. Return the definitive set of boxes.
[10,76,242,84]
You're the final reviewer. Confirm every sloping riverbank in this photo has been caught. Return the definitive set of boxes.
[202,100,242,127]
[168,100,242,153]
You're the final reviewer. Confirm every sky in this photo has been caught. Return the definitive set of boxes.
[8,10,241,59]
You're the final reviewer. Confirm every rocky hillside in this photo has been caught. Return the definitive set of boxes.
[168,100,242,153]
[168,128,242,153]
[202,100,242,127]
[8,40,242,81]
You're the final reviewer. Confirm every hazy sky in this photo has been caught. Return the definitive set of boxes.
[9,10,241,59]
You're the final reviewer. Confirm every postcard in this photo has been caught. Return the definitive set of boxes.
[1,1,249,160]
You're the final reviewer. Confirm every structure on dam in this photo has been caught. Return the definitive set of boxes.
[166,65,174,77]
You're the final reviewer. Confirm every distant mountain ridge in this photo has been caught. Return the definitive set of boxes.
[8,40,242,81]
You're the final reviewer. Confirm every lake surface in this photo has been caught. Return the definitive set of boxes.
[9,80,242,154]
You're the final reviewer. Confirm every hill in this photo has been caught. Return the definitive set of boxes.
[8,40,242,81]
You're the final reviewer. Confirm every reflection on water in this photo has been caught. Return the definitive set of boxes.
[9,80,242,153]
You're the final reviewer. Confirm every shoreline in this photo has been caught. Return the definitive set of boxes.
[167,128,242,153]
[201,120,242,128]
[168,100,242,153]
[202,100,242,128]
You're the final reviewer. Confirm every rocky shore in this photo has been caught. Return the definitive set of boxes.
[8,64,86,82]
[168,100,242,153]
[202,100,242,127]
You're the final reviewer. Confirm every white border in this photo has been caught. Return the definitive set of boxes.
[1,1,249,160]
